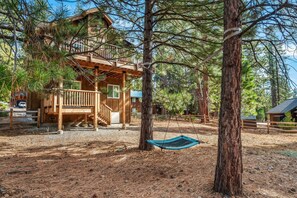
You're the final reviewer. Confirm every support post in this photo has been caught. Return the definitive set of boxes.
[37,108,40,128]
[58,81,63,133]
[94,67,99,131]
[122,71,126,129]
[84,113,88,127]
[10,108,13,129]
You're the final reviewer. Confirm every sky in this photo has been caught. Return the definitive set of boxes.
[47,0,297,89]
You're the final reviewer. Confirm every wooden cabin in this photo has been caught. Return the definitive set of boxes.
[26,8,142,131]
[267,98,297,122]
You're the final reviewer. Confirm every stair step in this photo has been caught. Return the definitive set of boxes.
[88,113,108,126]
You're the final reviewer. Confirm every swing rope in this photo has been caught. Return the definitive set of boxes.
[147,90,202,150]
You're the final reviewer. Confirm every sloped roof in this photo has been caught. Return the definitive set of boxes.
[131,90,142,98]
[267,98,297,114]
[68,8,113,26]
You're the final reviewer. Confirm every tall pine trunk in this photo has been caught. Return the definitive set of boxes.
[202,69,209,121]
[269,43,278,107]
[196,78,204,116]
[214,0,243,196]
[139,0,154,150]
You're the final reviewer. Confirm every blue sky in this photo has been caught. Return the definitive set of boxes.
[286,58,297,87]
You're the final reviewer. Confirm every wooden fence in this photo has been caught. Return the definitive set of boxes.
[10,108,41,129]
[240,119,297,133]
[153,115,297,133]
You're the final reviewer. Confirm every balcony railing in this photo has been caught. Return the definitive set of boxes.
[43,89,100,113]
[61,40,136,64]
[63,89,98,107]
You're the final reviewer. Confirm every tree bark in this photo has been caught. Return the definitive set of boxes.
[139,0,154,150]
[214,0,243,196]
[202,68,209,122]
[269,43,278,107]
[196,78,204,116]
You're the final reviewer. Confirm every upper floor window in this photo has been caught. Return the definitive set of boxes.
[107,84,120,99]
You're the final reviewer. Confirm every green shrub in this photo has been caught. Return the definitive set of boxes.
[279,112,294,130]
[0,103,8,111]
[0,111,8,117]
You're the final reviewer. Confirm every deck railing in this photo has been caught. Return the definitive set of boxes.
[63,89,98,107]
[44,89,100,113]
[61,39,135,63]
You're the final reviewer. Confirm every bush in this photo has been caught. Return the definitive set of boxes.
[0,103,8,111]
[279,112,294,130]
[0,111,9,117]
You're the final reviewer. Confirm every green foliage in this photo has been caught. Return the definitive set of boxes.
[278,112,294,130]
[256,108,266,122]
[24,59,77,92]
[154,89,192,115]
[241,59,259,116]
[0,102,9,111]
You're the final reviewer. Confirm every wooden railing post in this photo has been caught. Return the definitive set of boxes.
[109,110,112,125]
[122,71,126,129]
[94,67,99,131]
[10,108,13,129]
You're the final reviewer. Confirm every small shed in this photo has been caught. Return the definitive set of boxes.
[267,98,297,122]
[241,115,257,128]
[131,90,142,113]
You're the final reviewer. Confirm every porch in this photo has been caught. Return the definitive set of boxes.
[42,71,128,131]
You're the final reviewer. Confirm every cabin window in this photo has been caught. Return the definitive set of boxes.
[107,85,120,99]
[64,80,81,90]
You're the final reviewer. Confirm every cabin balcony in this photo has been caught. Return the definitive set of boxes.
[60,40,141,71]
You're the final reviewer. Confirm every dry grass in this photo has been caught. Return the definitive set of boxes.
[0,119,296,198]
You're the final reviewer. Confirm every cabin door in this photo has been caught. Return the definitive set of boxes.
[111,112,120,123]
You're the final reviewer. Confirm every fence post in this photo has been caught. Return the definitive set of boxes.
[241,120,244,129]
[10,108,13,129]
[37,108,41,128]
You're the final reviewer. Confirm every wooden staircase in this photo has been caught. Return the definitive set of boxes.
[89,103,112,127]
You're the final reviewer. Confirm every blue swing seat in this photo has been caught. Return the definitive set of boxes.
[147,135,200,150]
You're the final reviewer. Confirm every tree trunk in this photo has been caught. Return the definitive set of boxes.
[196,78,204,116]
[202,68,209,122]
[214,0,243,196]
[139,0,154,150]
[269,43,277,107]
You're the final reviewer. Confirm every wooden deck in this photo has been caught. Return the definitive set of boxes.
[44,89,100,114]
[43,89,112,127]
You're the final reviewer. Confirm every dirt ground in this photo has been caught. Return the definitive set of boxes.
[0,119,296,198]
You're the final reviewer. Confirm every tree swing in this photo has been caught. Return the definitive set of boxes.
[143,64,204,150]
[147,115,201,150]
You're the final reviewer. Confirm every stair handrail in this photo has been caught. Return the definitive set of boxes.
[100,103,112,125]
